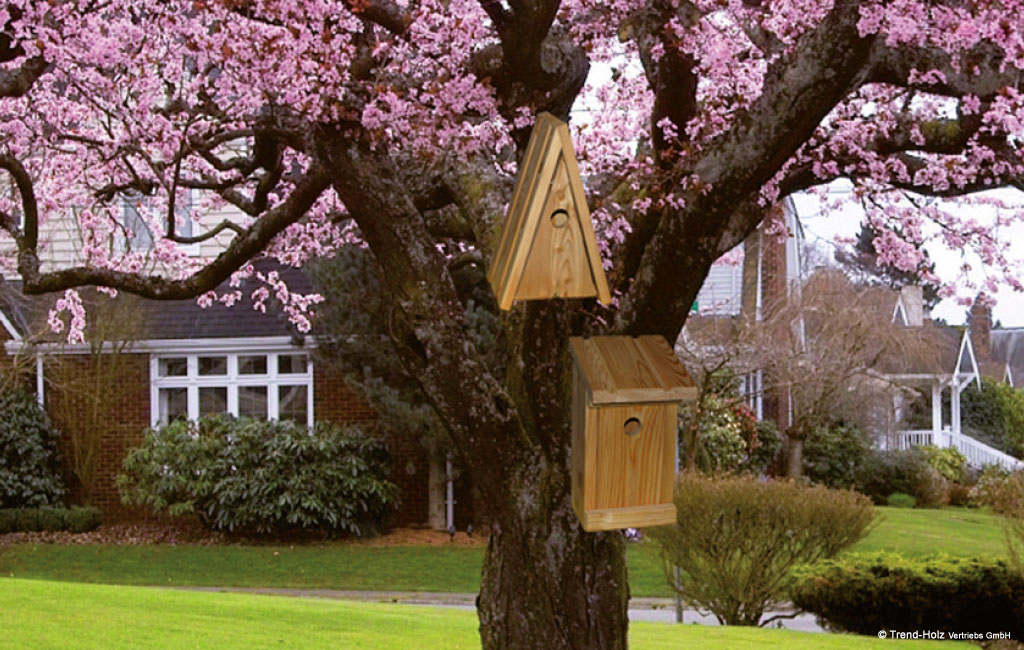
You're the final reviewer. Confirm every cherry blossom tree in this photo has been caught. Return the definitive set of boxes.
[1,1,1024,647]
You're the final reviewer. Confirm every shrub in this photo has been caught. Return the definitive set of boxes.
[118,416,400,535]
[918,445,967,483]
[854,448,946,507]
[647,473,875,626]
[743,420,782,476]
[887,492,915,508]
[0,506,101,534]
[65,506,102,533]
[0,508,15,533]
[913,466,949,508]
[679,397,779,474]
[13,508,42,532]
[36,507,66,531]
[803,422,871,490]
[0,390,64,508]
[946,482,973,507]
[791,555,1024,638]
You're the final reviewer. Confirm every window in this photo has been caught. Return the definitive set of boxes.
[151,351,313,426]
[121,190,200,255]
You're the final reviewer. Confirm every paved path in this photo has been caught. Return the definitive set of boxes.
[179,587,823,632]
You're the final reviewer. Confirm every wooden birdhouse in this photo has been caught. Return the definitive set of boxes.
[569,335,696,532]
[488,113,611,310]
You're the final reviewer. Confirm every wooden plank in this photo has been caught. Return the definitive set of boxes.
[592,403,671,510]
[634,336,697,397]
[489,113,554,284]
[571,360,586,522]
[570,336,696,405]
[488,116,557,301]
[555,120,611,305]
[582,503,676,532]
[514,155,598,300]
[494,123,563,310]
[659,403,677,504]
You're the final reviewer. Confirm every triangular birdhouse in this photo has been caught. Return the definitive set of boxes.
[488,113,612,311]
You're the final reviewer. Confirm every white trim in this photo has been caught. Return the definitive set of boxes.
[7,335,315,356]
[35,355,44,407]
[1006,364,1014,388]
[0,310,22,341]
[957,332,982,389]
[892,299,909,326]
[150,349,314,427]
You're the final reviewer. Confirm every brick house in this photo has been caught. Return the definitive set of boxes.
[0,261,474,529]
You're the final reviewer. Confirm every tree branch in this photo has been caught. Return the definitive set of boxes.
[617,0,875,339]
[17,167,332,299]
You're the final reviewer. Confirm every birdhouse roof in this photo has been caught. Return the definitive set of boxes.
[569,335,696,405]
[487,112,611,310]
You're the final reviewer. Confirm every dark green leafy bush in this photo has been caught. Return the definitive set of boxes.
[679,398,780,475]
[0,508,16,533]
[36,507,66,531]
[791,555,1024,637]
[65,506,102,533]
[118,416,400,535]
[854,448,947,507]
[14,508,42,532]
[803,422,871,490]
[0,390,64,508]
[0,506,101,534]
[886,492,915,508]
[647,473,875,626]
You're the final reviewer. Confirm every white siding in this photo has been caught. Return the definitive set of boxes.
[695,262,743,315]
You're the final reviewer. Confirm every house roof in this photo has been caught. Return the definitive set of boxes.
[0,259,314,343]
[990,328,1024,388]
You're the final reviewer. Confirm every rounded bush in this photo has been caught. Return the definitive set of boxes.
[648,473,875,626]
[803,423,871,490]
[66,506,102,533]
[791,555,1024,637]
[0,390,64,508]
[119,416,400,536]
[854,448,947,507]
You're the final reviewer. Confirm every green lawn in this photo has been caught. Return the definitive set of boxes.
[1,578,971,650]
[0,507,1008,598]
[852,506,1009,558]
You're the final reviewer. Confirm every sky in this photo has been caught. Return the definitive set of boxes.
[791,184,1024,329]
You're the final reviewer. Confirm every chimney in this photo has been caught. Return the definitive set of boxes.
[900,285,924,327]
[970,295,992,361]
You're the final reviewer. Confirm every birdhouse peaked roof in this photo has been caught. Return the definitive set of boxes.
[488,112,611,310]
[570,336,696,405]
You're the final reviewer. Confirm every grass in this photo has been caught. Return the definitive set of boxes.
[852,506,1009,558]
[2,578,972,650]
[0,507,1008,598]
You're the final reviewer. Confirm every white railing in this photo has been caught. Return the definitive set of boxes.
[895,428,1024,471]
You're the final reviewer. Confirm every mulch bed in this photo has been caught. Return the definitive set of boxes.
[0,522,488,548]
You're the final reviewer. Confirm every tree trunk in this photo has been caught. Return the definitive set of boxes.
[477,455,630,650]
[785,433,803,478]
[682,424,699,471]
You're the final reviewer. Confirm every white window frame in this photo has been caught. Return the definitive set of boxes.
[150,349,314,427]
[121,189,202,257]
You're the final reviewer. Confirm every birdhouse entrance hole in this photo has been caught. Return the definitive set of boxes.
[550,208,569,228]
[623,417,642,437]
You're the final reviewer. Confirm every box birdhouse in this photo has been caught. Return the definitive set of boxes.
[488,113,611,310]
[569,336,696,532]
